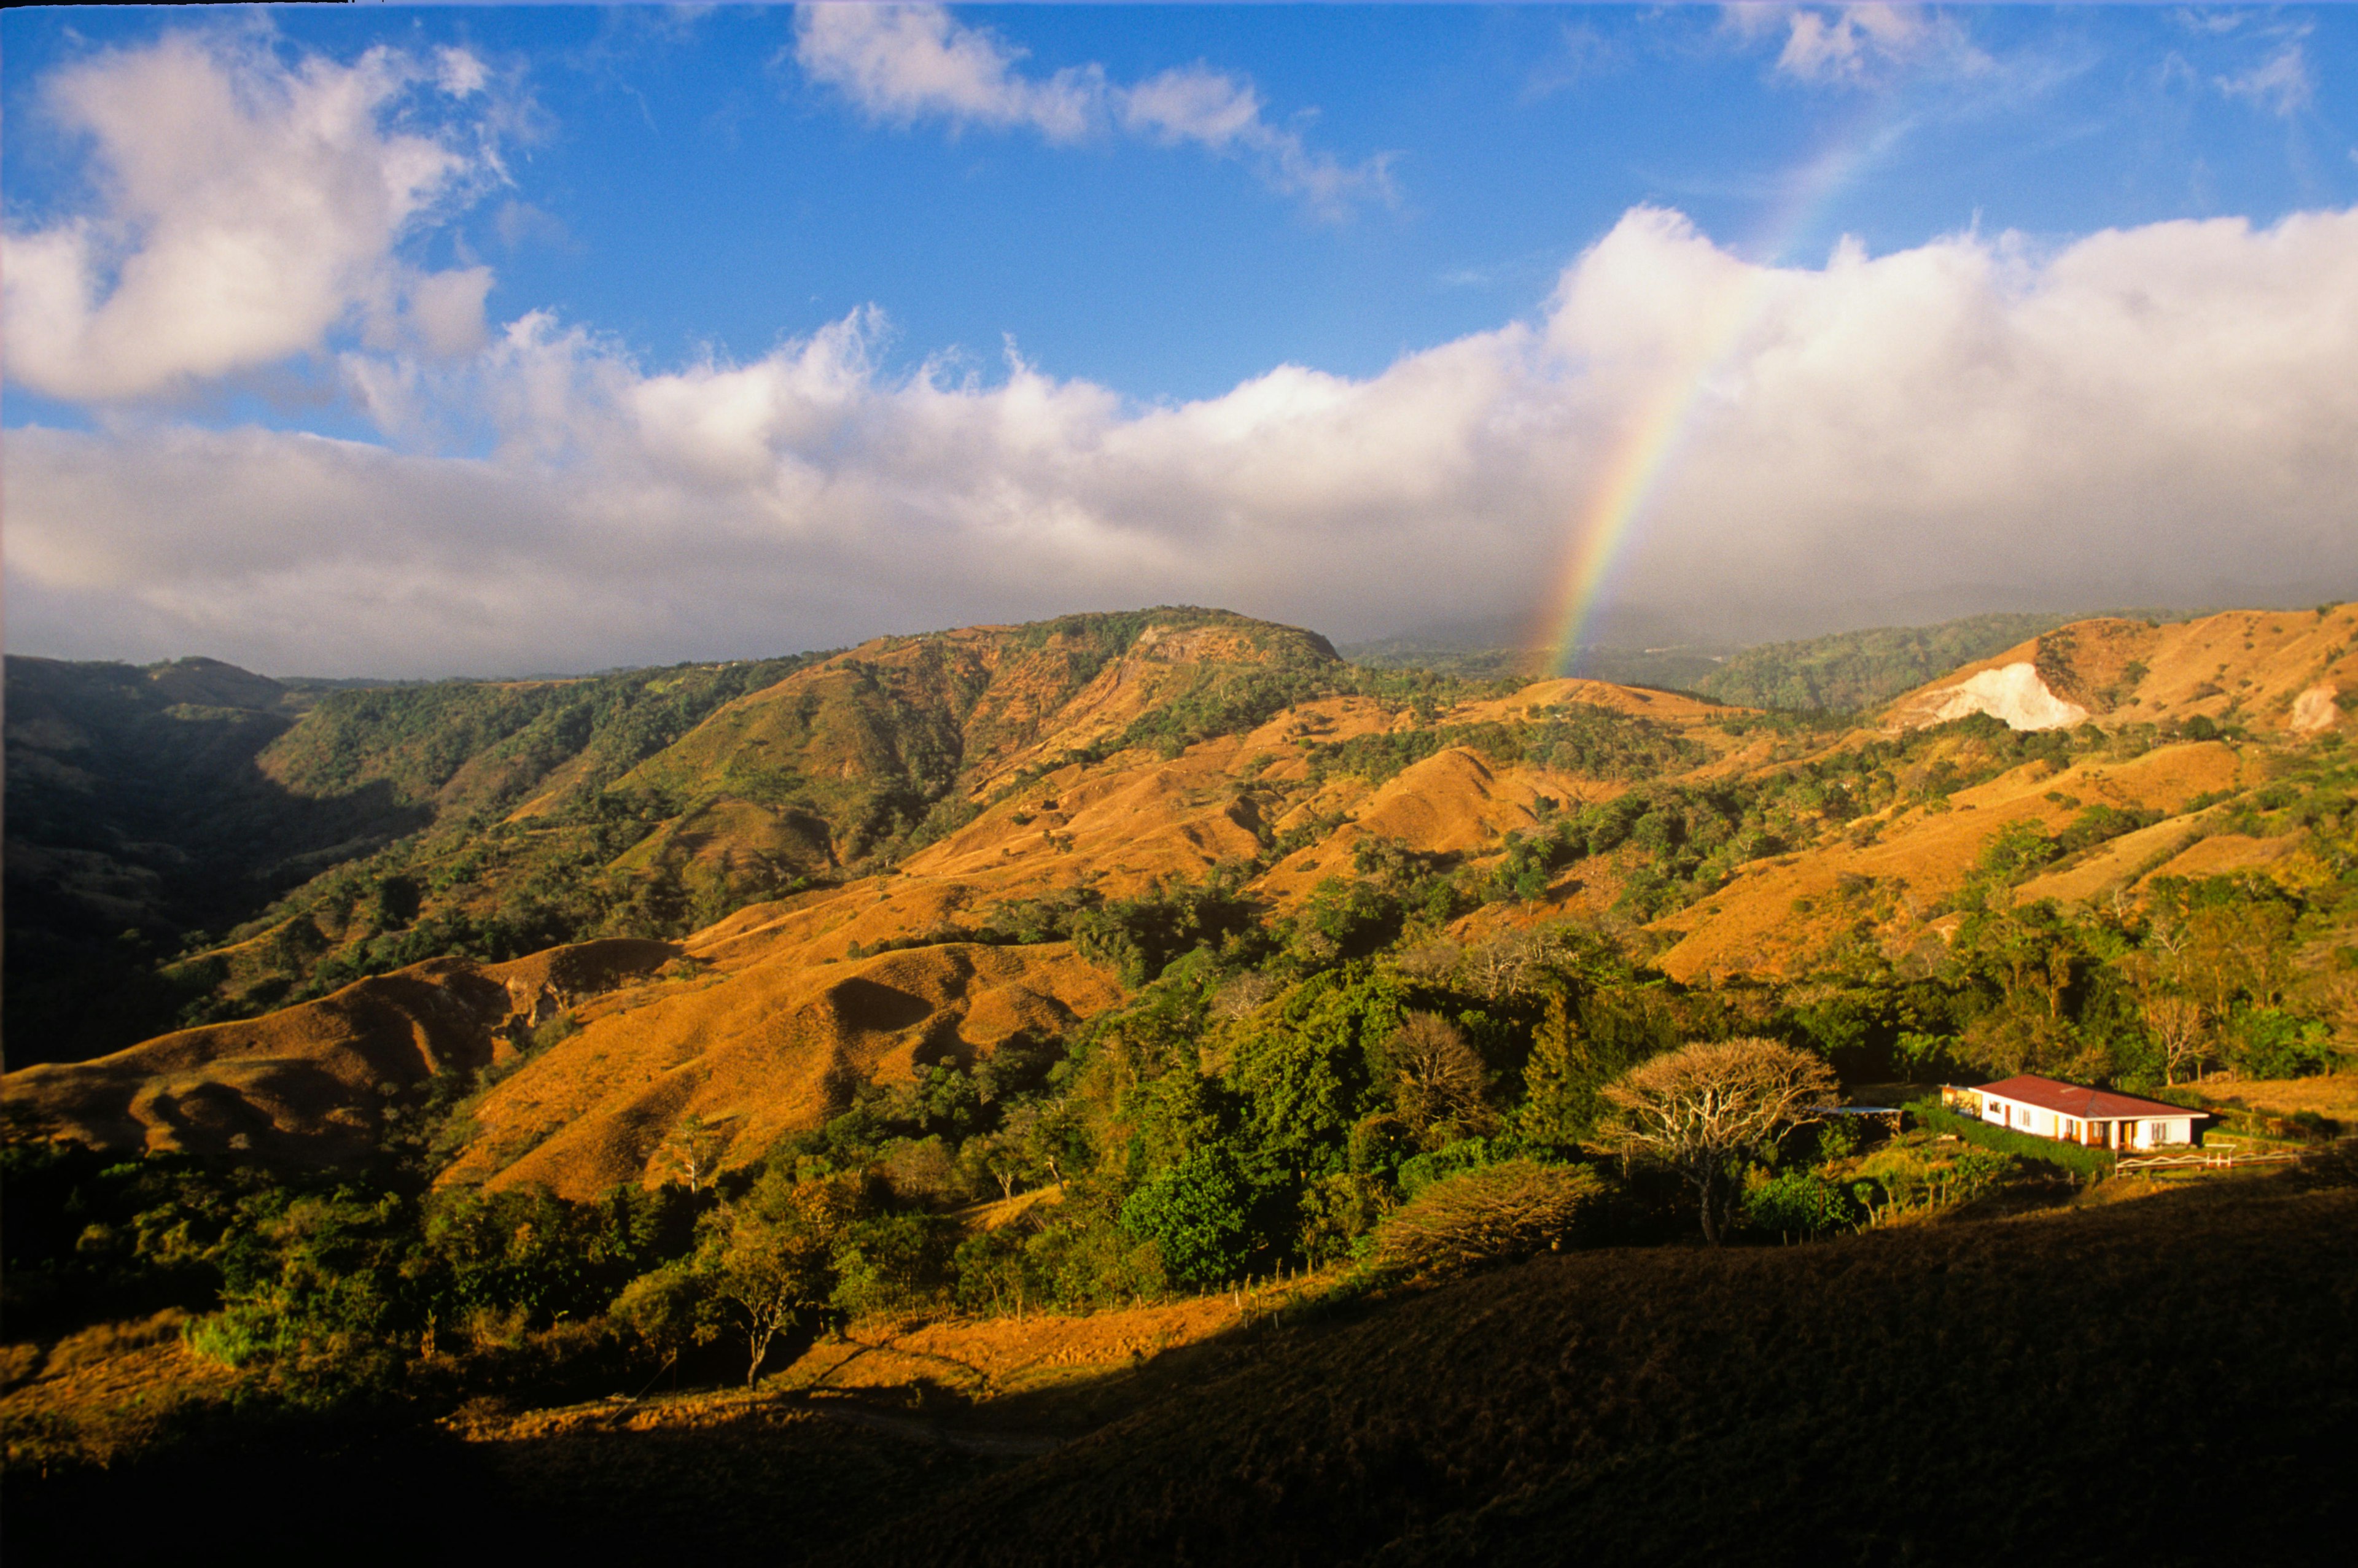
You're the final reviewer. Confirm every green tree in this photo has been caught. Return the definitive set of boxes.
[703,1171,855,1385]
[1119,1148,1258,1288]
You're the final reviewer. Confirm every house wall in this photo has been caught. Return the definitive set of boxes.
[1977,1098,2200,1150]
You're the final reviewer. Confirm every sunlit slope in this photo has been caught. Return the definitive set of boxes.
[1,620,1746,1191]
[442,682,1742,1195]
[11,604,2346,1192]
[1,939,679,1163]
[1886,605,2357,734]
[443,941,1121,1196]
[155,609,1343,1020]
[1569,607,2354,980]
[1647,738,2254,982]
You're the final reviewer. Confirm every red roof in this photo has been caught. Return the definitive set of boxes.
[1973,1076,2204,1122]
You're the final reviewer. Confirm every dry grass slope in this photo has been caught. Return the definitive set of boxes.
[10,604,2347,1197]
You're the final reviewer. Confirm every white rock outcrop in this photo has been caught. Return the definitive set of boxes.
[2290,683,2341,733]
[1922,662,2090,732]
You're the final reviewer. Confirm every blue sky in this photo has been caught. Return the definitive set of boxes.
[4,5,2355,675]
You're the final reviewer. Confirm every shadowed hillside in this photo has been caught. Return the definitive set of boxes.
[3,656,417,1065]
[6,1178,2349,1567]
[4,651,823,1065]
[829,1178,2357,1567]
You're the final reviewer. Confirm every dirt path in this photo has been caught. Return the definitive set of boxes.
[806,1401,1065,1457]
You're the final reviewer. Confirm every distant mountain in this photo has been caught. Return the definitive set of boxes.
[1693,612,2100,711]
[1344,607,2215,712]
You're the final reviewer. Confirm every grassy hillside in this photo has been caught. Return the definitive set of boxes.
[2,652,823,1065]
[830,1176,2356,1567]
[48,610,1494,1049]
[4,603,2355,1567]
[10,606,2354,1198]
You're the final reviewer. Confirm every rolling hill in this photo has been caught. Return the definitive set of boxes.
[5,604,2352,1198]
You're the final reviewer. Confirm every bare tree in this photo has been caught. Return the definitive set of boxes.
[1601,1038,1837,1244]
[1212,971,1282,1020]
[2142,993,2210,1086]
[661,1112,730,1193]
[1463,925,1570,1001]
[1382,1012,1492,1146]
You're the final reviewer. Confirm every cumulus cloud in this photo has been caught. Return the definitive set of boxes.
[1,33,503,402]
[792,4,1391,213]
[11,202,2358,675]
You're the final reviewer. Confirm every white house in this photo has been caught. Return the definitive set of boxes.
[1956,1076,2205,1151]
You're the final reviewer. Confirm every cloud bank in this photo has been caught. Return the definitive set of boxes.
[6,31,2355,677]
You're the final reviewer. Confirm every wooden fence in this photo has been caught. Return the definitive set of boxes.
[2114,1149,2302,1174]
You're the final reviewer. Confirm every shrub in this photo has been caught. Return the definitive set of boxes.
[1369,1160,1602,1280]
[1852,1144,2014,1218]
[2228,1008,2332,1079]
[1743,1172,1859,1240]
[1905,1100,2115,1180]
[1395,1136,1494,1202]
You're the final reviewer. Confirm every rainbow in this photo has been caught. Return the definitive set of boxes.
[1533,113,1904,677]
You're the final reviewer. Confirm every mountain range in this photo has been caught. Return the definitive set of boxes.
[7,602,2351,1195]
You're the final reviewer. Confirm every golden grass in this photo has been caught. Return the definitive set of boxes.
[1886,606,2358,735]
[2187,1073,2358,1122]
[2,941,679,1168]
[1656,738,2252,982]
[448,941,1121,1198]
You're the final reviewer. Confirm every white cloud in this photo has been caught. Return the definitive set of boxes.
[2217,44,2314,117]
[792,4,1391,214]
[791,2,1100,142]
[1,33,503,402]
[1767,5,1991,85]
[11,203,2358,675]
